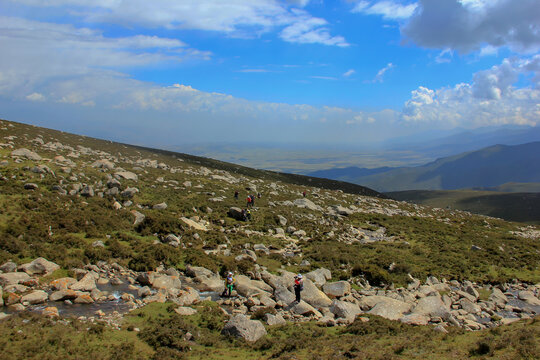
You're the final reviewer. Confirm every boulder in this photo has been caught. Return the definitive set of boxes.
[227,207,245,221]
[0,272,31,286]
[153,202,168,210]
[80,185,94,197]
[174,287,200,306]
[174,307,198,316]
[69,272,97,291]
[0,261,17,273]
[518,291,540,306]
[151,274,182,291]
[24,183,39,190]
[261,270,295,290]
[400,313,429,326]
[330,300,362,321]
[131,210,145,226]
[293,198,322,212]
[21,290,48,305]
[181,217,208,231]
[235,275,272,297]
[115,171,138,181]
[50,277,77,291]
[489,288,508,307]
[91,159,115,170]
[290,301,322,317]
[368,298,412,321]
[274,286,296,305]
[277,215,287,226]
[42,307,59,318]
[357,296,394,311]
[49,289,78,302]
[296,279,332,309]
[331,205,353,216]
[121,187,139,198]
[11,148,41,161]
[265,313,286,326]
[74,294,95,304]
[411,296,450,319]
[323,281,351,298]
[221,315,267,342]
[460,298,482,314]
[305,268,332,287]
[18,257,59,276]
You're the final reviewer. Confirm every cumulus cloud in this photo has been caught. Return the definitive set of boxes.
[402,57,540,127]
[403,0,540,54]
[352,1,418,20]
[7,0,346,47]
[26,92,45,102]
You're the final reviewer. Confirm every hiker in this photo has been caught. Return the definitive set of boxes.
[250,194,255,207]
[294,274,303,303]
[234,190,239,199]
[246,209,252,221]
[221,272,235,297]
[246,195,252,208]
[241,208,247,221]
[302,191,306,197]
[257,192,261,199]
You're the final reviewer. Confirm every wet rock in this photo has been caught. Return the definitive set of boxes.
[518,291,540,306]
[323,281,351,298]
[0,272,31,286]
[221,315,267,342]
[74,294,95,304]
[137,286,152,298]
[42,307,59,318]
[49,289,78,302]
[151,274,182,291]
[174,287,200,306]
[144,290,167,304]
[21,290,48,305]
[70,272,97,291]
[18,257,60,276]
[49,277,77,290]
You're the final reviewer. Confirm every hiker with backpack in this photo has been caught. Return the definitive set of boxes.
[234,190,239,199]
[221,272,236,297]
[246,195,252,208]
[293,274,304,303]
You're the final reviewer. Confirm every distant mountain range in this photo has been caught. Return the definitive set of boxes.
[309,141,540,192]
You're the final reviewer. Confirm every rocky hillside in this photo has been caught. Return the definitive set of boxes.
[0,119,539,359]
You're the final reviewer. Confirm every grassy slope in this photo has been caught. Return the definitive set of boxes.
[0,303,538,360]
[387,190,540,224]
[1,119,540,359]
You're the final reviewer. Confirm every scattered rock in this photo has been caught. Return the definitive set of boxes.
[323,281,351,298]
[18,257,59,276]
[0,272,31,286]
[221,314,267,342]
[174,307,198,316]
[11,148,41,161]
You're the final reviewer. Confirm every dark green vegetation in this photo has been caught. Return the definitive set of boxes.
[0,303,538,359]
[388,190,540,224]
[310,142,540,192]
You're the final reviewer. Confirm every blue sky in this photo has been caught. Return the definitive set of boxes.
[0,0,539,148]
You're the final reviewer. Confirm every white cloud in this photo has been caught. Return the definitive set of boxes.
[7,0,346,47]
[402,57,540,127]
[26,92,45,101]
[403,0,540,54]
[280,10,349,47]
[343,69,356,77]
[435,49,453,63]
[352,1,418,20]
[371,62,395,82]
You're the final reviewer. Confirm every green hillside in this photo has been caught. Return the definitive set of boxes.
[0,119,539,359]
